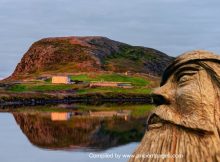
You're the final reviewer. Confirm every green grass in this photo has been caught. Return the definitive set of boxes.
[105,45,157,61]
[72,73,150,94]
[70,74,91,82]
[45,78,52,83]
[102,45,160,73]
[70,73,149,86]
[7,83,151,94]
[7,73,151,94]
[8,84,78,92]
[8,84,27,92]
[77,87,151,94]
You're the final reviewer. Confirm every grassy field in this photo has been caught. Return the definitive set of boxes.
[70,73,149,86]
[7,84,80,92]
[7,73,151,94]
[76,87,151,94]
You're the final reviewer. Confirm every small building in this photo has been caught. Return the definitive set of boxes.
[51,112,72,121]
[89,81,133,88]
[52,76,71,84]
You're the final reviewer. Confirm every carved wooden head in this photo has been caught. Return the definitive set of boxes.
[130,50,220,162]
[150,50,220,133]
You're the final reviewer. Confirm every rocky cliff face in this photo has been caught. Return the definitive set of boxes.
[8,36,173,80]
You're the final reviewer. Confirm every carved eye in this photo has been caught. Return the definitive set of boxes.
[178,75,190,83]
[176,73,195,85]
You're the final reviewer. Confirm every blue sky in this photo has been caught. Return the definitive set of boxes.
[1,0,220,78]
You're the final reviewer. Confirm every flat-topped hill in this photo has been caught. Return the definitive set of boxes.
[8,36,173,80]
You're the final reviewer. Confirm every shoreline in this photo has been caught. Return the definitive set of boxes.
[0,92,152,107]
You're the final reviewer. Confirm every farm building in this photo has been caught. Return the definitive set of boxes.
[89,81,133,88]
[52,76,71,84]
[51,112,72,121]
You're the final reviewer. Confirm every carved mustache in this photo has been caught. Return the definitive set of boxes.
[147,94,213,134]
[146,112,212,136]
[146,113,164,130]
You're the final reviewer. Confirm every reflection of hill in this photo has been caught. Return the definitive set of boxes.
[13,112,146,150]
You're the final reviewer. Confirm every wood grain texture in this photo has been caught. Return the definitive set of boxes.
[130,50,220,162]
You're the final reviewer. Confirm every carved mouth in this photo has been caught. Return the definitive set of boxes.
[147,113,164,130]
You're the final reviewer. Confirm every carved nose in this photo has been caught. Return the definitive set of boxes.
[151,87,170,106]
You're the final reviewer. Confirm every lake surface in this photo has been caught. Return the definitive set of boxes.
[0,104,150,162]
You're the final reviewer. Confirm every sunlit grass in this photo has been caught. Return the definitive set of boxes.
[70,73,149,86]
[77,87,151,94]
[8,84,78,92]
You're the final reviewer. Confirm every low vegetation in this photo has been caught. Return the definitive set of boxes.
[7,73,151,95]
[76,87,151,94]
[70,73,149,86]
[7,84,79,92]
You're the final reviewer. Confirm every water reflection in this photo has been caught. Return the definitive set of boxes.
[13,110,147,151]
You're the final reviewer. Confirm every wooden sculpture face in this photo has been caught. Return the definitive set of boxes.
[149,63,217,133]
[130,51,220,162]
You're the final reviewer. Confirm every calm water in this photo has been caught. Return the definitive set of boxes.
[0,105,149,162]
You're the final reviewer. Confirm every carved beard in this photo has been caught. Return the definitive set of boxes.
[129,120,220,162]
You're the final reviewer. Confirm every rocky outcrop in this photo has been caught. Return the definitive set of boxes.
[8,36,173,80]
